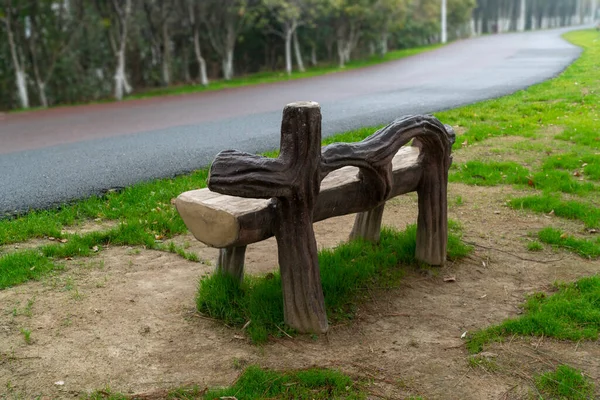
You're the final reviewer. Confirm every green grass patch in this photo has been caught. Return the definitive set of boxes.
[449,161,530,186]
[205,365,364,400]
[537,228,600,259]
[527,240,544,252]
[86,365,365,399]
[508,195,600,229]
[467,275,600,353]
[535,364,595,400]
[197,225,471,343]
[0,250,62,289]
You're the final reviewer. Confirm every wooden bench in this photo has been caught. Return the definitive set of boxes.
[176,102,455,334]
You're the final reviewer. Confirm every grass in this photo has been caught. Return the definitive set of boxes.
[197,224,472,343]
[10,44,442,114]
[537,227,600,259]
[466,275,600,353]
[86,365,366,399]
[535,364,595,400]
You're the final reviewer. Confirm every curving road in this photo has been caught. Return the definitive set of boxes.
[0,27,583,216]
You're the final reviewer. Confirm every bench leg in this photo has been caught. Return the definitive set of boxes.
[216,246,246,283]
[415,162,448,266]
[349,203,385,243]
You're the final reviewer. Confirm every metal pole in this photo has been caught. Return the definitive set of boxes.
[441,0,447,44]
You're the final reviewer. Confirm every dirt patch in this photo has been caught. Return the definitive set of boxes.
[1,184,599,399]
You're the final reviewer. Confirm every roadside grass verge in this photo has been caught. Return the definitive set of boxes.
[86,365,366,399]
[534,364,595,400]
[197,224,472,343]
[129,45,442,101]
[466,275,600,353]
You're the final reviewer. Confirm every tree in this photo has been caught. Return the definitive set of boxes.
[1,0,29,109]
[184,0,208,85]
[202,0,256,80]
[26,0,83,107]
[95,0,134,100]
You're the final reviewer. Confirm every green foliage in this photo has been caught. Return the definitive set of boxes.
[535,365,595,400]
[197,225,471,343]
[467,276,600,353]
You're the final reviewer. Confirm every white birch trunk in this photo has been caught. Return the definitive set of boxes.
[292,30,305,72]
[16,69,29,109]
[114,0,132,100]
[5,13,29,109]
[310,45,317,66]
[592,0,598,22]
[284,29,293,75]
[517,0,526,31]
[470,18,476,36]
[336,39,346,68]
[193,30,209,86]
[114,50,127,101]
[162,23,171,85]
[379,32,388,55]
[441,0,447,43]
[37,81,48,108]
[189,1,209,86]
[222,49,234,80]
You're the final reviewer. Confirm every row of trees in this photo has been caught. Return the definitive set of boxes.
[0,0,595,112]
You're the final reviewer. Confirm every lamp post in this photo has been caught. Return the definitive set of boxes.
[441,0,447,43]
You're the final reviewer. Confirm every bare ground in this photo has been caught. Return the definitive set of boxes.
[1,183,599,399]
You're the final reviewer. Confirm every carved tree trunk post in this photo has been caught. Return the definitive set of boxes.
[349,203,385,243]
[208,102,328,334]
[413,126,454,266]
[216,246,246,282]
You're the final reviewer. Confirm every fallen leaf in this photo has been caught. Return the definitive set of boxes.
[548,210,555,215]
[48,237,56,241]
[589,229,598,234]
[461,139,468,146]
[461,331,468,339]
[573,171,581,177]
[479,294,487,299]
[527,179,535,187]
[233,334,245,340]
[443,276,456,282]
[59,239,68,243]
[482,261,487,268]
[54,381,65,386]
[170,198,177,205]
[479,351,498,358]
[92,246,99,252]
[219,397,238,400]
[582,163,588,167]
[560,233,569,239]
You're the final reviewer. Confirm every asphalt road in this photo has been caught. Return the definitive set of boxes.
[0,27,583,216]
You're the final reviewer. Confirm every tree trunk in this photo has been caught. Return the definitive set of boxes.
[285,28,293,75]
[336,39,346,68]
[15,68,29,109]
[37,81,48,108]
[161,22,171,85]
[293,30,305,72]
[379,33,388,56]
[441,0,447,43]
[193,28,209,86]
[5,13,29,109]
[113,0,132,100]
[114,49,128,101]
[517,0,526,31]
[222,48,234,80]
[311,45,317,66]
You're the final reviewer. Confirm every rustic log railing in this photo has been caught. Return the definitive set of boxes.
[176,101,455,334]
